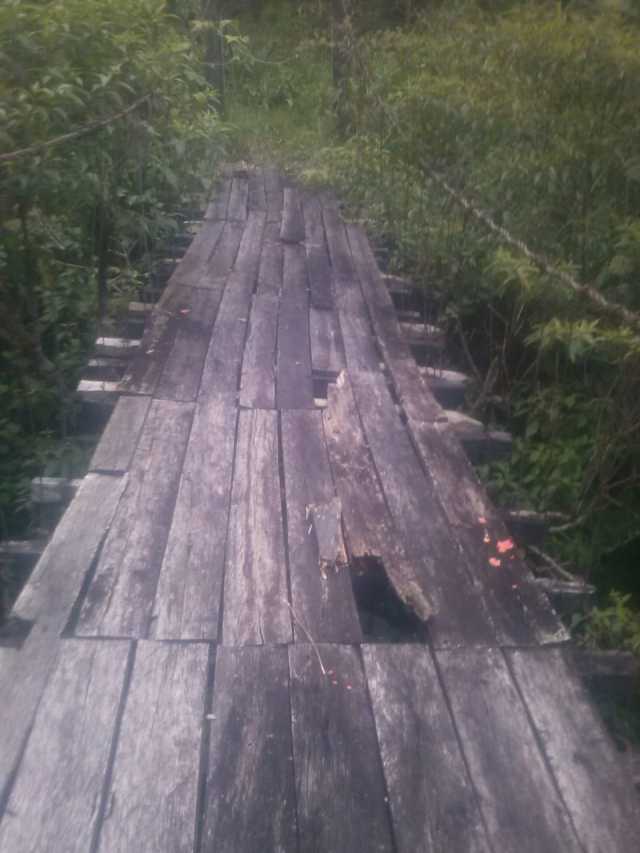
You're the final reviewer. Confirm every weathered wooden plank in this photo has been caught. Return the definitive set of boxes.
[289,644,394,853]
[0,640,130,853]
[309,307,345,377]
[337,310,380,372]
[324,373,433,623]
[96,641,208,853]
[76,379,119,404]
[437,647,583,853]
[239,295,278,409]
[227,177,249,222]
[350,370,496,646]
[0,474,127,795]
[201,220,245,289]
[363,645,491,853]
[280,186,305,243]
[95,336,141,358]
[222,410,292,645]
[281,411,361,643]
[155,287,220,402]
[199,213,266,400]
[438,411,513,465]
[201,646,297,853]
[264,167,283,224]
[303,195,333,309]
[30,475,82,505]
[77,400,194,638]
[421,366,469,409]
[90,395,151,473]
[322,205,355,282]
[205,176,232,220]
[276,243,314,409]
[248,166,266,211]
[508,647,640,853]
[168,219,224,288]
[256,228,283,296]
[151,397,237,640]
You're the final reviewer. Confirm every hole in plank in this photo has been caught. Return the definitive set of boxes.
[350,556,427,643]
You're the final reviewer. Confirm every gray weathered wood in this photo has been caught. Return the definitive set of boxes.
[337,310,381,372]
[222,410,292,645]
[168,219,224,288]
[438,410,513,465]
[0,474,126,795]
[309,308,345,377]
[155,288,221,402]
[350,370,495,645]
[280,187,305,243]
[90,395,151,473]
[281,411,361,643]
[303,195,333,309]
[248,166,266,212]
[30,476,82,505]
[95,336,141,357]
[508,647,640,853]
[77,400,194,638]
[151,397,237,640]
[289,644,394,853]
[437,647,583,853]
[276,244,314,409]
[324,372,433,623]
[201,220,245,289]
[227,177,249,222]
[96,641,208,853]
[322,205,355,282]
[363,645,491,853]
[205,176,232,220]
[256,228,283,296]
[265,168,283,224]
[76,378,119,404]
[201,646,297,853]
[0,640,130,853]
[239,295,278,409]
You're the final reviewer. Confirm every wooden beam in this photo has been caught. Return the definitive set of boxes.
[95,336,141,357]
[30,477,83,505]
[76,379,119,405]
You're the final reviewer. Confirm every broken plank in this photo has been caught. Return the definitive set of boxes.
[96,641,208,853]
[309,307,345,377]
[280,186,305,243]
[151,396,237,640]
[289,644,394,853]
[350,370,496,646]
[77,400,194,638]
[90,395,151,474]
[155,287,221,402]
[323,373,433,623]
[303,195,333,309]
[239,295,278,409]
[437,647,583,853]
[0,640,130,853]
[363,644,491,853]
[201,646,297,853]
[508,647,640,853]
[227,177,249,222]
[0,474,127,795]
[222,410,292,646]
[281,410,361,643]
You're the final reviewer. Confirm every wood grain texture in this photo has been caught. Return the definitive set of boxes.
[167,219,224,288]
[201,646,297,853]
[508,647,640,852]
[239,295,278,409]
[437,647,583,853]
[363,644,491,853]
[0,474,127,795]
[151,396,237,640]
[222,410,292,645]
[201,220,245,290]
[205,176,232,220]
[289,644,394,853]
[89,396,151,473]
[322,205,355,283]
[265,168,283,224]
[309,308,345,376]
[227,177,249,222]
[256,229,283,296]
[276,244,314,410]
[155,287,220,402]
[280,186,305,243]
[96,641,208,853]
[281,410,361,643]
[350,370,496,646]
[303,195,333,309]
[77,400,194,638]
[0,640,130,853]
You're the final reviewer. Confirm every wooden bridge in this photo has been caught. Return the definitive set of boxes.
[1,167,638,852]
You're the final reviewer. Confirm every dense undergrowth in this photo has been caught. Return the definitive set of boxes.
[0,0,226,548]
[227,0,640,658]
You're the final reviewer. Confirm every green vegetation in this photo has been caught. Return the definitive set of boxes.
[0,0,226,536]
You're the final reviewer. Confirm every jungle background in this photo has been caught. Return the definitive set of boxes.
[1,1,639,693]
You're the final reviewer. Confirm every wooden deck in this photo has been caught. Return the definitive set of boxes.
[1,166,638,852]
